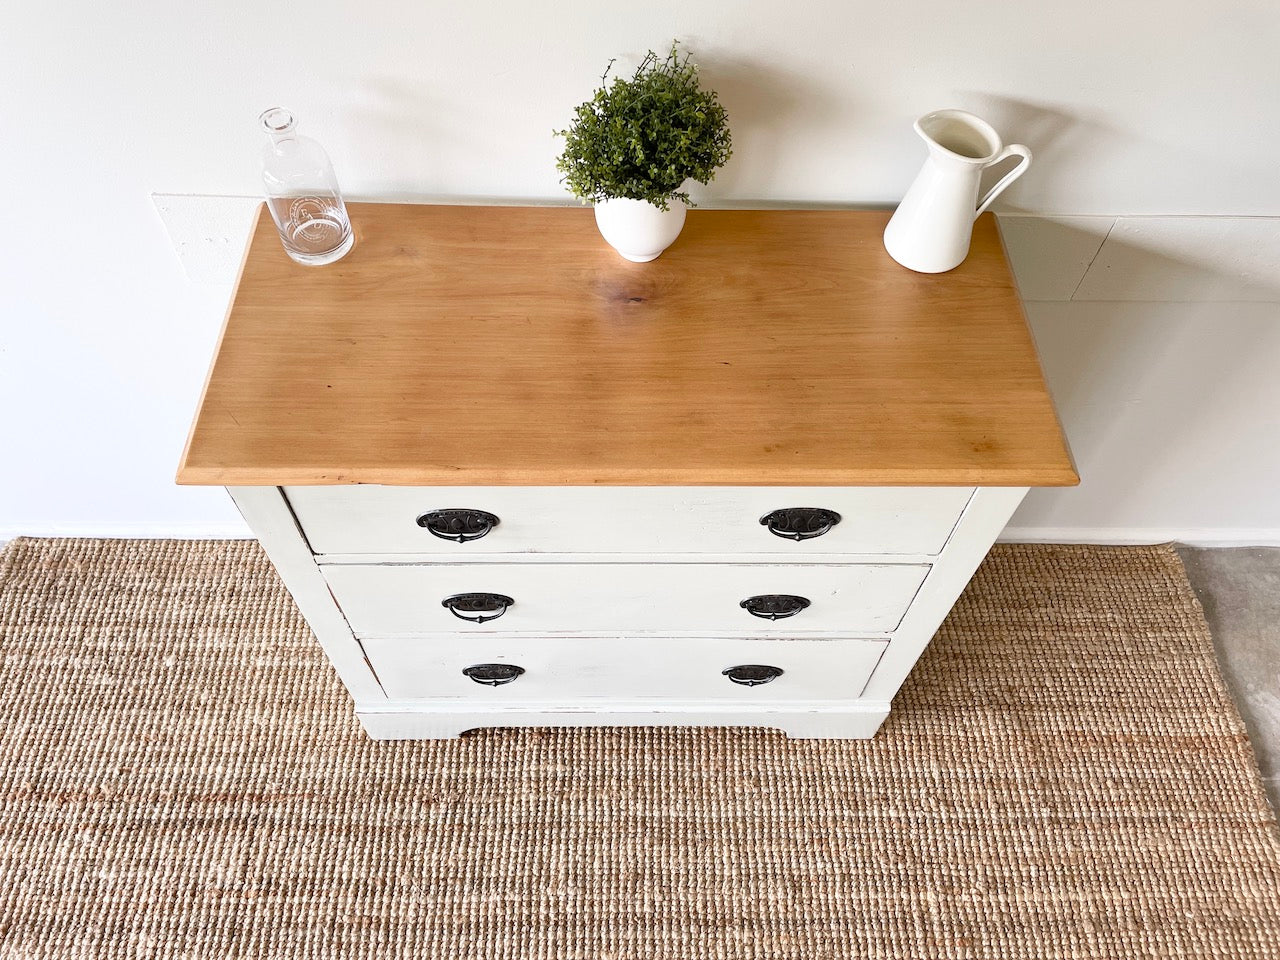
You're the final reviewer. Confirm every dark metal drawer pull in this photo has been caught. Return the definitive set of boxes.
[442,592,514,623]
[760,507,842,541]
[723,664,784,686]
[462,663,525,686]
[740,594,811,620]
[417,509,500,543]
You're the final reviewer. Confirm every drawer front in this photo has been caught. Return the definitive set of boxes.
[323,562,928,637]
[364,635,889,701]
[285,486,972,557]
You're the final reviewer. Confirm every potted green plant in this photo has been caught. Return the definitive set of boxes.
[556,43,733,262]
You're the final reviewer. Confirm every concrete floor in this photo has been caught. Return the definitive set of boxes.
[1178,546,1280,814]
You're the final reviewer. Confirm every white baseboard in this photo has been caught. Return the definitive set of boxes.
[0,521,252,540]
[1000,527,1280,548]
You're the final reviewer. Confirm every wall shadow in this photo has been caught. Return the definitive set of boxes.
[687,53,853,202]
[954,94,1120,212]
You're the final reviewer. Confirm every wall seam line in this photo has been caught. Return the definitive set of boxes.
[1068,217,1118,301]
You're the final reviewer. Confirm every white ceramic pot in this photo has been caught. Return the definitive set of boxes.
[594,198,687,262]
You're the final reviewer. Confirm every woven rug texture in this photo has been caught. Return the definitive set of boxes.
[0,539,1276,959]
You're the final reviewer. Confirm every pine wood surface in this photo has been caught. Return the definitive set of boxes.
[177,203,1077,486]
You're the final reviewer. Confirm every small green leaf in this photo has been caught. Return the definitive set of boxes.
[553,40,732,207]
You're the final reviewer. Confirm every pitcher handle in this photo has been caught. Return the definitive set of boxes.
[974,144,1032,218]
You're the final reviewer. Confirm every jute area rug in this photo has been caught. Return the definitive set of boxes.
[0,540,1276,959]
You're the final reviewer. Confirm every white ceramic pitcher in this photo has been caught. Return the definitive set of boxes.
[883,109,1032,273]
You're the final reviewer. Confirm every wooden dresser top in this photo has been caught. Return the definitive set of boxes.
[178,203,1076,487]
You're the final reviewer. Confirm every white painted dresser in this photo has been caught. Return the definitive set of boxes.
[179,203,1076,739]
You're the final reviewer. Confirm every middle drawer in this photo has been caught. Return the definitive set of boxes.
[322,562,929,637]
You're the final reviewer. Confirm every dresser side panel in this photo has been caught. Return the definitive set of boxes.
[860,486,1028,700]
[226,485,385,702]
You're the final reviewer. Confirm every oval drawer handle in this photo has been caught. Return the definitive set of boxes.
[417,508,500,543]
[442,592,514,623]
[462,663,525,686]
[740,594,810,620]
[723,664,784,686]
[760,507,842,541]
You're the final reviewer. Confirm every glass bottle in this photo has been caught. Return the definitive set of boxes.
[259,107,354,265]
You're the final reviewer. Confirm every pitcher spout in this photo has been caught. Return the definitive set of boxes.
[915,109,1004,165]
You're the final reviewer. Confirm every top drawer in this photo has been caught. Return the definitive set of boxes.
[284,486,972,557]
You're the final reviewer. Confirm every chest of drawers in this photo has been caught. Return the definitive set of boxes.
[178,204,1076,739]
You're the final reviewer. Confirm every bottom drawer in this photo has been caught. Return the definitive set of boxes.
[363,636,888,702]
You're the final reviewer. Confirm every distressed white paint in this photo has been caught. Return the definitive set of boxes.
[226,482,1017,738]
[226,486,383,702]
[285,485,973,556]
[861,487,1027,699]
[363,636,888,702]
[321,561,929,637]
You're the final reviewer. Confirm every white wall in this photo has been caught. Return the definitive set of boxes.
[1001,217,1280,544]
[2,1,1278,541]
